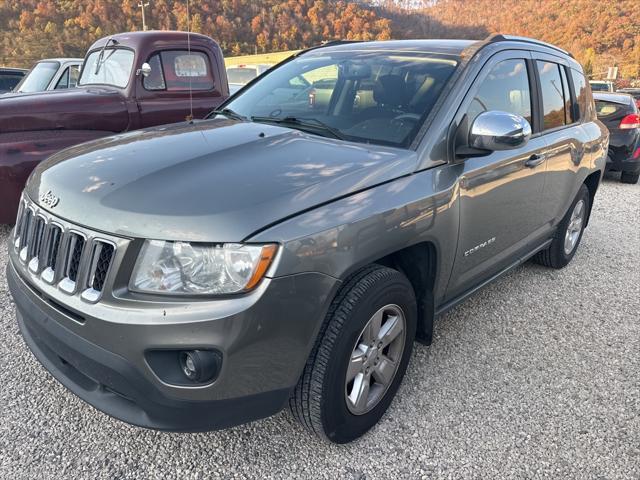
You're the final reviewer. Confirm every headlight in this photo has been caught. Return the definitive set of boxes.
[130,240,278,295]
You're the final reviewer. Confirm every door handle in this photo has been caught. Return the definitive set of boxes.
[525,153,546,168]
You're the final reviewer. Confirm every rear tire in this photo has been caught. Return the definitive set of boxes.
[620,171,639,184]
[289,265,417,443]
[534,184,590,269]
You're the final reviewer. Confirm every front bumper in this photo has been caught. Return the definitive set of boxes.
[8,262,338,431]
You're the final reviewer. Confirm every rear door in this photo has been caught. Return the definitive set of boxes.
[532,53,593,229]
[445,51,548,300]
[136,49,225,126]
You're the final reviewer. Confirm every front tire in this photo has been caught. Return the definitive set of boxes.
[289,265,417,443]
[534,184,590,269]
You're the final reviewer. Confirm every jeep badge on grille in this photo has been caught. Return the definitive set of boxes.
[40,190,59,208]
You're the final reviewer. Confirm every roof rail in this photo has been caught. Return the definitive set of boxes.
[485,34,574,58]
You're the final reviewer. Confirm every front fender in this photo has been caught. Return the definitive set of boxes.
[249,165,462,303]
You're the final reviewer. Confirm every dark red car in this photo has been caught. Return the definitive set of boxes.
[0,31,229,223]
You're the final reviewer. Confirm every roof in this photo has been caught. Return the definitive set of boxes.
[303,35,576,63]
[0,67,27,74]
[592,92,635,105]
[314,39,477,57]
[88,30,219,52]
[34,58,83,64]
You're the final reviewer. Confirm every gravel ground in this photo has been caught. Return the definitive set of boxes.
[0,175,638,480]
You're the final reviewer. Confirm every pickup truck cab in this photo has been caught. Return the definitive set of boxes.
[0,31,229,223]
[8,58,83,94]
[8,35,608,443]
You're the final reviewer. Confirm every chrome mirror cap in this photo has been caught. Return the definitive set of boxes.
[137,62,152,78]
[469,111,532,151]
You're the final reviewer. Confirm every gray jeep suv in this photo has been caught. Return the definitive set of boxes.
[8,35,608,443]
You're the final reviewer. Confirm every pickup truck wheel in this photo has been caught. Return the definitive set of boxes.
[534,184,589,269]
[289,265,417,443]
[620,171,639,184]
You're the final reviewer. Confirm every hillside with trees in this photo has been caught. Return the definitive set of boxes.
[1,0,638,80]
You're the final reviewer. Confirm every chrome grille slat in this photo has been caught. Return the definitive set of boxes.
[14,197,118,302]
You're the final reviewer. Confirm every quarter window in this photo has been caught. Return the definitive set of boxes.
[466,59,532,125]
[570,69,592,122]
[536,61,566,130]
[144,51,214,91]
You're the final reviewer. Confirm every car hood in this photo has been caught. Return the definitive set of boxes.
[0,87,128,133]
[26,119,418,241]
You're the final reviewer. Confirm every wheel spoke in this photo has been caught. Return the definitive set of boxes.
[565,232,573,252]
[346,346,366,382]
[372,356,396,386]
[349,372,370,412]
[377,314,403,348]
[362,308,384,345]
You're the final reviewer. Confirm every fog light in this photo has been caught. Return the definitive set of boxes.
[179,350,220,383]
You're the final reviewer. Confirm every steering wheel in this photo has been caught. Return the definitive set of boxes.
[391,113,421,127]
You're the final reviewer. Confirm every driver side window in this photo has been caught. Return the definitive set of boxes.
[467,59,532,125]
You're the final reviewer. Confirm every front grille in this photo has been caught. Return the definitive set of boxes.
[90,242,115,291]
[13,197,118,301]
[65,233,85,283]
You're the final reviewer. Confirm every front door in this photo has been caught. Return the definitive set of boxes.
[136,49,225,127]
[446,52,548,300]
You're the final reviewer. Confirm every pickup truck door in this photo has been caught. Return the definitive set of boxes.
[135,50,226,127]
[445,52,548,301]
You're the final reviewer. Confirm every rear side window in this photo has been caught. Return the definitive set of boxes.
[570,69,593,122]
[595,101,624,117]
[144,50,214,92]
[55,65,80,90]
[466,59,532,125]
[536,61,567,130]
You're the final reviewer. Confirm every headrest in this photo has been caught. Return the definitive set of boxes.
[373,75,407,107]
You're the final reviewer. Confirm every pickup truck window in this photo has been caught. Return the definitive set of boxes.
[225,50,458,147]
[79,48,134,88]
[466,59,532,125]
[55,65,80,90]
[16,61,59,93]
[536,61,567,130]
[144,50,214,91]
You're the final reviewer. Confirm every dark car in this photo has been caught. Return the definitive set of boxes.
[0,31,229,224]
[7,35,607,443]
[0,67,27,93]
[594,92,640,184]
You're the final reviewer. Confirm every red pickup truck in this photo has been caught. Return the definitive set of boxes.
[0,31,229,223]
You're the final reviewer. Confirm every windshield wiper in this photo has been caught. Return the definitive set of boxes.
[95,37,118,75]
[206,108,248,122]
[251,116,346,140]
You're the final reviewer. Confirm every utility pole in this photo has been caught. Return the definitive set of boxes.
[138,1,150,31]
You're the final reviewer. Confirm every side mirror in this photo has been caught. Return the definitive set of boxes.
[137,62,152,78]
[469,111,532,151]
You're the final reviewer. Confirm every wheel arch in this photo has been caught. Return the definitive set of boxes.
[368,242,438,345]
[583,170,601,227]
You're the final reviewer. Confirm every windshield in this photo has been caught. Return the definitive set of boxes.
[79,48,134,88]
[224,50,459,147]
[15,61,59,92]
[227,67,258,85]
[590,82,611,92]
